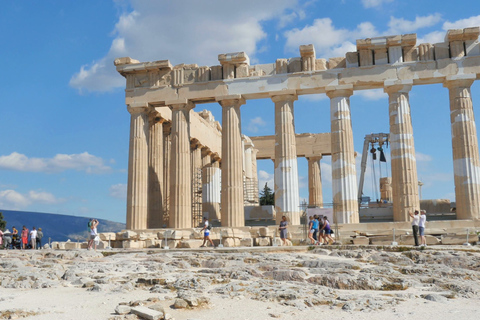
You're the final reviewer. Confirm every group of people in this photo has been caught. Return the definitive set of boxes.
[307,215,335,245]
[409,210,427,247]
[0,226,43,250]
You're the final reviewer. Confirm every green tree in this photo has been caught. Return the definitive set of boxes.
[259,183,274,205]
[0,212,6,231]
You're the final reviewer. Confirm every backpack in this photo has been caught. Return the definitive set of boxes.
[207,224,212,230]
[87,221,92,231]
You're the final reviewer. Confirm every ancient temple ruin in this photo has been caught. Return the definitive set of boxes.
[116,27,480,231]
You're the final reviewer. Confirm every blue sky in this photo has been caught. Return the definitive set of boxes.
[1,0,480,223]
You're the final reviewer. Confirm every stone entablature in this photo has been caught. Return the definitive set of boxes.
[115,27,480,104]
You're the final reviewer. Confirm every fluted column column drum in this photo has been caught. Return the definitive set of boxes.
[308,156,323,208]
[147,112,164,228]
[385,83,420,221]
[272,93,300,225]
[327,86,359,224]
[126,104,149,230]
[168,100,194,228]
[217,95,245,227]
[445,76,480,220]
[202,163,221,221]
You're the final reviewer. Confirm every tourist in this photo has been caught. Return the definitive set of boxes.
[3,230,12,249]
[279,216,288,246]
[21,226,29,250]
[307,216,316,245]
[322,216,335,245]
[87,219,99,250]
[409,210,420,246]
[36,228,43,249]
[0,228,3,249]
[312,215,319,243]
[419,210,427,247]
[30,227,37,250]
[200,217,214,248]
[12,227,18,248]
[318,215,325,244]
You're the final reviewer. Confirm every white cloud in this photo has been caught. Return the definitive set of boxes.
[387,14,442,35]
[109,184,127,200]
[70,0,297,92]
[0,189,63,210]
[246,117,267,133]
[443,15,480,30]
[0,152,111,174]
[356,89,387,101]
[361,0,393,8]
[417,31,445,45]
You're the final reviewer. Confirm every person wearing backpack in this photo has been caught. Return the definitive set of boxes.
[200,217,214,248]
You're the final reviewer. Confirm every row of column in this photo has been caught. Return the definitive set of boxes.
[126,76,480,230]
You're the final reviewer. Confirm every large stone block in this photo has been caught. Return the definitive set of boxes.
[328,57,346,69]
[239,238,253,247]
[255,237,271,246]
[287,57,302,73]
[162,240,178,249]
[258,227,272,237]
[221,228,235,238]
[179,240,203,249]
[138,232,156,241]
[276,59,288,74]
[99,232,116,241]
[345,52,358,68]
[466,40,480,56]
[131,306,163,320]
[403,46,418,62]
[64,242,80,250]
[123,240,145,249]
[210,65,223,80]
[223,238,238,247]
[145,239,161,248]
[315,58,327,71]
[441,234,478,245]
[353,236,370,245]
[122,231,138,240]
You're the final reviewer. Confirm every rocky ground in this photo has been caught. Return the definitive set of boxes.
[0,246,479,320]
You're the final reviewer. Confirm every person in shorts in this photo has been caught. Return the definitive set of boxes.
[419,210,427,247]
[322,216,335,245]
[87,219,99,250]
[307,216,316,245]
[200,217,214,248]
[30,227,37,250]
[21,226,29,250]
[409,210,420,246]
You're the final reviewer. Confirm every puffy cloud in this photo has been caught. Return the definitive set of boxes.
[109,184,127,200]
[0,189,63,210]
[416,152,433,162]
[258,170,274,191]
[0,152,111,173]
[361,0,393,8]
[70,0,297,92]
[443,15,480,30]
[356,89,387,101]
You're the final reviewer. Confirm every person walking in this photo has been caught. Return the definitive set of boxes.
[36,228,43,249]
[87,219,99,250]
[279,216,288,246]
[307,216,316,245]
[409,210,420,246]
[21,226,29,250]
[322,216,335,245]
[200,217,214,248]
[12,227,18,249]
[29,227,37,250]
[419,210,427,247]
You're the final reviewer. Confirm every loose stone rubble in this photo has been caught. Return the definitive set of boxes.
[1,246,480,319]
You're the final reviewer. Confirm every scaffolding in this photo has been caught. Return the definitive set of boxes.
[243,179,259,205]
[192,167,203,227]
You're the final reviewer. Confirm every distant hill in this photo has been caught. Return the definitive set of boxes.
[1,210,126,242]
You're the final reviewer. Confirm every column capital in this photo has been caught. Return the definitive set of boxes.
[190,138,203,150]
[162,121,172,135]
[127,102,149,114]
[148,111,166,124]
[325,85,353,98]
[384,81,413,94]
[216,94,246,107]
[165,99,195,110]
[443,74,476,89]
[201,146,212,157]
[270,90,298,103]
[306,155,323,161]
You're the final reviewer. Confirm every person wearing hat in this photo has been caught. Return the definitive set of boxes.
[200,217,214,248]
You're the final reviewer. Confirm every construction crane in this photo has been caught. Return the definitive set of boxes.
[358,133,389,203]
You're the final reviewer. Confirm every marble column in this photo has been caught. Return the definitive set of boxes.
[385,83,419,221]
[162,122,172,227]
[326,86,359,224]
[444,76,480,220]
[243,137,254,204]
[217,95,245,227]
[167,100,194,229]
[251,148,259,204]
[202,163,221,221]
[126,103,149,230]
[307,156,323,207]
[147,112,164,228]
[272,92,300,225]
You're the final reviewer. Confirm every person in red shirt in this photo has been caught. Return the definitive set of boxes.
[21,226,29,250]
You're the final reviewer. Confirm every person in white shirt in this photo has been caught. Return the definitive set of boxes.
[87,219,99,250]
[419,210,427,247]
[200,217,214,248]
[408,210,420,246]
[29,227,37,250]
